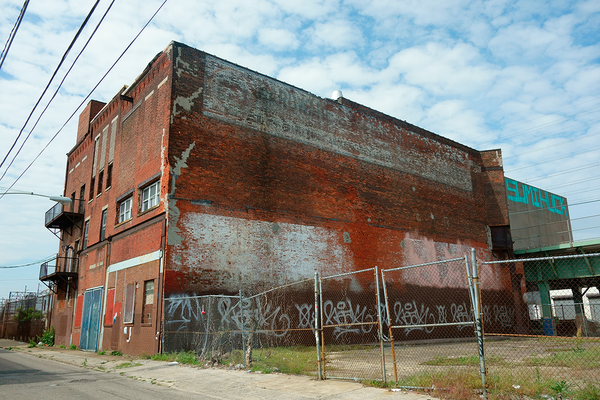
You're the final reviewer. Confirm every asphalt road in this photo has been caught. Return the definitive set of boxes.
[0,348,204,400]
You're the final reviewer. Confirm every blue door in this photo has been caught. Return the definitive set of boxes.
[80,287,103,351]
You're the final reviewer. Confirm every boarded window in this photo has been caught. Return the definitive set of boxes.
[123,283,135,324]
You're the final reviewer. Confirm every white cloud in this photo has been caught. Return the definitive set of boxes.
[386,42,497,97]
[306,19,364,49]
[258,28,299,51]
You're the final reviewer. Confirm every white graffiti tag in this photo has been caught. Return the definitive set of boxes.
[323,299,375,339]
[394,301,436,335]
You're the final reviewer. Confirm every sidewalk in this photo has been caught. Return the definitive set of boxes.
[0,339,437,399]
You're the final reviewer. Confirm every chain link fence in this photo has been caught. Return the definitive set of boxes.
[480,252,600,397]
[163,277,319,375]
[162,251,600,399]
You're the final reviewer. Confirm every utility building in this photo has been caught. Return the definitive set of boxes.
[41,41,519,354]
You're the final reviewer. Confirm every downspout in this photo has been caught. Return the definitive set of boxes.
[156,218,166,353]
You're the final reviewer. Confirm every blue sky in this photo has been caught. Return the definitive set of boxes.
[1,0,599,300]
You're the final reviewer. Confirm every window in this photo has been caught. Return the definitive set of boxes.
[89,178,95,199]
[118,197,132,223]
[79,185,85,213]
[100,209,107,241]
[106,163,113,189]
[141,181,160,212]
[82,221,89,250]
[123,283,135,324]
[97,170,104,195]
[142,280,154,323]
[144,280,154,304]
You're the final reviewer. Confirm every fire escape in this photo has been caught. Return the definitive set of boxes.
[39,199,84,293]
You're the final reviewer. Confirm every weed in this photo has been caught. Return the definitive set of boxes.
[69,344,77,350]
[28,339,37,348]
[551,380,570,394]
[111,350,122,356]
[114,362,142,369]
[83,358,87,367]
[59,345,65,349]
[6,347,12,350]
[97,350,106,355]
[38,327,55,346]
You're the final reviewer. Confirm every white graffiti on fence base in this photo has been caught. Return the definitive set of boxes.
[451,302,471,331]
[493,305,514,328]
[218,297,291,337]
[323,299,375,339]
[164,294,515,338]
[164,294,202,331]
[295,303,314,329]
[394,301,436,334]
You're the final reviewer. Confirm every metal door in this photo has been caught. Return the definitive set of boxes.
[80,287,103,351]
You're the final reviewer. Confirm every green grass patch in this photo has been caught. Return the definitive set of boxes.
[69,344,77,350]
[221,346,318,375]
[149,351,199,365]
[422,354,506,366]
[110,350,122,356]
[524,346,600,369]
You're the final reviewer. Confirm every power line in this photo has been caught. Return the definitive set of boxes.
[0,0,29,72]
[524,162,600,184]
[0,255,56,269]
[0,0,117,186]
[478,97,600,148]
[0,0,100,182]
[0,0,169,200]
[503,129,600,161]
[505,144,600,173]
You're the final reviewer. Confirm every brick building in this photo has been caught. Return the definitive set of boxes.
[41,41,514,354]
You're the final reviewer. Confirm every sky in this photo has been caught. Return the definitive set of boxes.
[1,0,599,300]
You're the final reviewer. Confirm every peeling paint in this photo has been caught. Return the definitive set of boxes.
[168,142,196,246]
[173,87,203,116]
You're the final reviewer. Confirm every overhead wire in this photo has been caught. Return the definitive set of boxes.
[0,0,100,182]
[0,0,170,200]
[0,0,116,187]
[0,255,56,269]
[0,0,29,72]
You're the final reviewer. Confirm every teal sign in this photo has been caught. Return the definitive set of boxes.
[506,178,567,216]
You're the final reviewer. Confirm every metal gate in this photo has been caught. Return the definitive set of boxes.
[319,267,385,381]
[80,287,103,351]
[381,254,486,394]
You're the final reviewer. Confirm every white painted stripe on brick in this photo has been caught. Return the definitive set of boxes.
[157,75,168,89]
[107,250,162,273]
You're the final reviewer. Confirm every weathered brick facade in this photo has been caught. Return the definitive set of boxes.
[49,41,513,355]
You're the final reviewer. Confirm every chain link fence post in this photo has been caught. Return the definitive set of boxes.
[381,269,398,382]
[314,271,323,380]
[471,248,487,399]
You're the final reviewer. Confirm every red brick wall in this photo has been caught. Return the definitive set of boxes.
[52,44,172,355]
[164,43,507,297]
